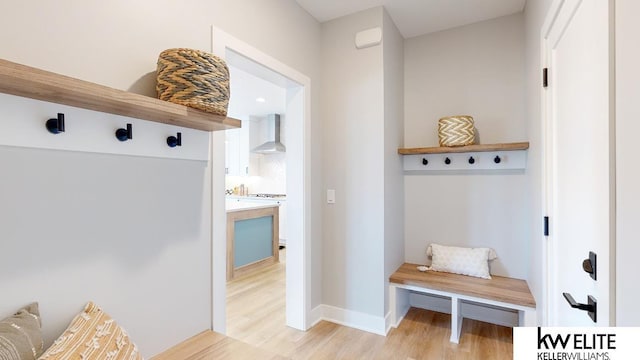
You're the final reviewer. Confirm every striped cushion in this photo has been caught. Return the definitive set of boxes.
[0,303,44,360]
[39,302,142,360]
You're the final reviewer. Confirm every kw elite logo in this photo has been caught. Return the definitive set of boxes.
[536,327,615,360]
[513,327,637,360]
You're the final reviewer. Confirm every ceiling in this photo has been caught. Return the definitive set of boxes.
[226,64,286,122]
[294,0,526,38]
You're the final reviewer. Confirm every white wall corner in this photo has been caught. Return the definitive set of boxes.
[385,302,410,335]
[385,311,393,335]
[388,287,410,332]
[309,304,325,328]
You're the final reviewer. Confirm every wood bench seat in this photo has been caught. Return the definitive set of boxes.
[389,263,536,343]
[151,330,285,360]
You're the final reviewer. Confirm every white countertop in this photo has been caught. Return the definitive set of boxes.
[226,195,286,202]
[226,199,280,213]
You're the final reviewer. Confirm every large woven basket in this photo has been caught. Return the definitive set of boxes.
[156,48,230,116]
[438,115,475,147]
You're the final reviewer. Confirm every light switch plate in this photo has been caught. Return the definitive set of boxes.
[327,189,335,204]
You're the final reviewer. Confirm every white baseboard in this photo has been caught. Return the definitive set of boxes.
[310,304,386,335]
[309,291,517,338]
[409,292,518,327]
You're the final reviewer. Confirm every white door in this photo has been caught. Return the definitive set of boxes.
[543,0,614,326]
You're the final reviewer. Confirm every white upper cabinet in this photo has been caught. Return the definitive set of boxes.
[225,119,258,176]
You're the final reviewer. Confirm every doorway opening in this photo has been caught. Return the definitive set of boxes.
[210,28,311,334]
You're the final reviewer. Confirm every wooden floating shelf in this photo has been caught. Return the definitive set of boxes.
[398,142,529,155]
[0,58,241,132]
[400,142,529,171]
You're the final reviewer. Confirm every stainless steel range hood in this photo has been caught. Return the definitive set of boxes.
[252,114,286,154]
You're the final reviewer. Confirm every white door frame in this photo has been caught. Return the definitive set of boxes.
[539,0,563,328]
[209,27,312,332]
[541,0,615,326]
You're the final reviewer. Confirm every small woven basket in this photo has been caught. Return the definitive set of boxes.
[438,115,475,147]
[156,48,230,116]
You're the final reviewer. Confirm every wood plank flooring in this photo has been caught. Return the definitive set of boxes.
[226,250,514,359]
[151,331,287,360]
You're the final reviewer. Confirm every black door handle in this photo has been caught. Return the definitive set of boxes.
[563,293,597,322]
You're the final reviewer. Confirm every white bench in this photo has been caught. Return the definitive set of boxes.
[389,263,536,343]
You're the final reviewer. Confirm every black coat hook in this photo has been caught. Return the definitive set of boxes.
[468,156,475,164]
[46,113,65,134]
[444,157,451,165]
[167,132,182,147]
[494,155,501,164]
[422,158,428,165]
[116,123,133,141]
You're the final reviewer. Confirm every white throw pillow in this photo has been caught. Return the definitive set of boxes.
[426,244,497,260]
[429,243,494,279]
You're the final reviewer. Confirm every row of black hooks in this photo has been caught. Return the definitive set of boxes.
[421,155,502,166]
[46,113,183,148]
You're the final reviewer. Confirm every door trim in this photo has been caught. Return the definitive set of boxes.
[210,27,312,332]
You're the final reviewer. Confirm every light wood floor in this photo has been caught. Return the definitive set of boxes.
[226,250,514,359]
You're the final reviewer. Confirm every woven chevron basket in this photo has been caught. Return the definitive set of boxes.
[156,48,230,116]
[438,115,475,147]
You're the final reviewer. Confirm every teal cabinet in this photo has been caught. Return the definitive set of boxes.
[227,205,279,280]
[234,216,273,267]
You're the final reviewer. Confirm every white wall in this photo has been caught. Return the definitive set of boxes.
[615,0,640,326]
[321,7,386,320]
[403,14,528,279]
[382,9,405,317]
[523,0,553,325]
[0,148,211,354]
[0,0,321,356]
